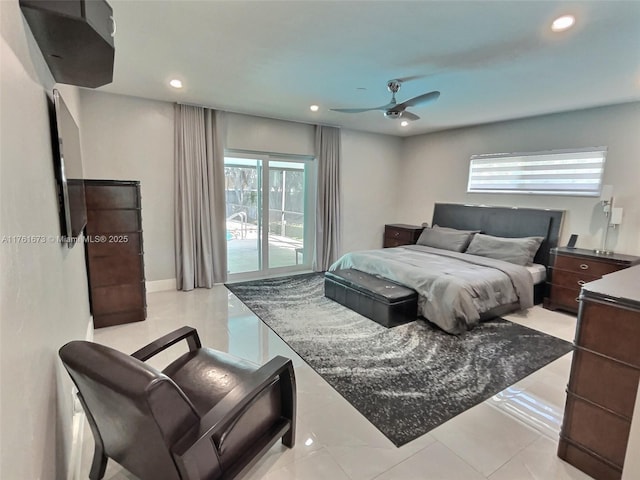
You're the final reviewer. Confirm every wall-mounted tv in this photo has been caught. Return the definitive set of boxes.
[49,89,87,247]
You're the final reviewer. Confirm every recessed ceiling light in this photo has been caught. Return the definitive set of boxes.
[309,105,319,112]
[551,15,575,32]
[400,120,409,127]
[169,79,183,89]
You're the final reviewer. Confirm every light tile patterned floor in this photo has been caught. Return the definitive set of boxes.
[81,287,593,480]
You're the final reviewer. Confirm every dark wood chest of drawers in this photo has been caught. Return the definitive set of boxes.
[85,180,146,328]
[545,247,640,314]
[558,265,640,480]
[383,224,423,248]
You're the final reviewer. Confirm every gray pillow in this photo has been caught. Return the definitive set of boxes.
[465,233,544,266]
[416,225,477,253]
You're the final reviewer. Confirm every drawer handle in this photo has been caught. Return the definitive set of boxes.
[394,231,400,237]
[579,264,589,270]
[577,280,586,286]
[575,297,580,303]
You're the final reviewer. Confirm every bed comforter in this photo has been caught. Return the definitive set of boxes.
[328,245,534,334]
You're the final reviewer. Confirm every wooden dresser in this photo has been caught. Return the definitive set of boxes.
[85,180,146,328]
[383,224,423,248]
[558,265,640,480]
[545,247,640,314]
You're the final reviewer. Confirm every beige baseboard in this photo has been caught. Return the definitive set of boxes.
[146,278,177,293]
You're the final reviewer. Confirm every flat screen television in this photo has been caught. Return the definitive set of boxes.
[49,89,87,247]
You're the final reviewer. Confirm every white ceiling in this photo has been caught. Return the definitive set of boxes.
[101,1,640,137]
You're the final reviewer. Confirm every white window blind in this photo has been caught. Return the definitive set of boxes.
[467,147,607,196]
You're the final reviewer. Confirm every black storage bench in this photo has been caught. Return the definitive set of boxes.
[324,269,418,328]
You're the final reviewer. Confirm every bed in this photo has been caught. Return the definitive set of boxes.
[329,203,564,334]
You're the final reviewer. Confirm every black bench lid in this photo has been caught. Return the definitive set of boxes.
[326,269,417,302]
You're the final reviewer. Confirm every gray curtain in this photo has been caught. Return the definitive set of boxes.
[314,125,342,271]
[174,104,227,290]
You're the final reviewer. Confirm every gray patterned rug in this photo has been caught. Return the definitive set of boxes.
[226,273,572,446]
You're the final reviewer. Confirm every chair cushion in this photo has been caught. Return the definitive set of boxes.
[163,348,283,470]
[163,349,259,415]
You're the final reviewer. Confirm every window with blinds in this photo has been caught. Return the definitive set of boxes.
[467,147,607,196]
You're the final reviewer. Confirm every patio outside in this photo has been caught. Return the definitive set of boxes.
[226,216,304,274]
[225,158,307,275]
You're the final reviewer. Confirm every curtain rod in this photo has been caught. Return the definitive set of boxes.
[177,102,342,130]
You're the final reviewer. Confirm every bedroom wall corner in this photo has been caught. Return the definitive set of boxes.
[397,102,640,256]
[79,90,176,283]
[340,129,404,256]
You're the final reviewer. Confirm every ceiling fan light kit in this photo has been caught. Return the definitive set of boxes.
[331,79,440,121]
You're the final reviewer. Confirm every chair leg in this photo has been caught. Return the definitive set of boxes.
[77,393,108,480]
[88,443,108,480]
[280,361,296,448]
[282,427,295,448]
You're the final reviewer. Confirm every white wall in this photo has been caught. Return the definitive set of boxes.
[0,3,91,479]
[341,129,403,255]
[79,90,175,282]
[397,102,640,255]
[81,98,409,281]
[225,112,315,155]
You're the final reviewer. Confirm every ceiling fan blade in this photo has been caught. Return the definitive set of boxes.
[401,111,420,121]
[330,101,396,114]
[399,90,440,109]
[330,107,379,113]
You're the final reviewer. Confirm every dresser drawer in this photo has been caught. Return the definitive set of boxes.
[562,394,631,468]
[385,228,417,243]
[93,309,146,329]
[87,232,141,258]
[551,268,600,290]
[383,224,423,248]
[88,254,143,287]
[91,283,145,315]
[85,184,139,209]
[86,209,141,234]
[558,439,622,480]
[578,300,640,367]
[554,255,624,277]
[384,237,411,248]
[568,348,640,418]
[548,284,581,312]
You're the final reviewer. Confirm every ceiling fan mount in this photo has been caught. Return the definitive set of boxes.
[331,79,440,121]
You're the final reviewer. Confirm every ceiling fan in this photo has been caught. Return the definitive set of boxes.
[330,79,440,121]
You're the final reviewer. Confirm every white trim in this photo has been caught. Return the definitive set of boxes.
[146,278,177,292]
[67,317,94,480]
[85,316,94,342]
[67,412,86,480]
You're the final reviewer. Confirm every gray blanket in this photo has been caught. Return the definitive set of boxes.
[329,245,533,334]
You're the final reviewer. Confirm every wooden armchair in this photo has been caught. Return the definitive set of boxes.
[59,326,296,480]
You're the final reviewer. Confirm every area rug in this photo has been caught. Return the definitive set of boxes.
[226,273,572,446]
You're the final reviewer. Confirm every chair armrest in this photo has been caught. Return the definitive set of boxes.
[172,355,296,479]
[131,326,202,361]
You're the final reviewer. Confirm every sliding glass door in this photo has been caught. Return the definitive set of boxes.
[225,152,315,279]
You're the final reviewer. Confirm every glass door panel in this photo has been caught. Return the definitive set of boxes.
[226,153,314,280]
[267,161,305,269]
[225,158,262,275]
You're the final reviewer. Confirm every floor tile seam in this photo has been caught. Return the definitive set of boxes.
[482,429,541,478]
[367,440,469,480]
[262,445,332,479]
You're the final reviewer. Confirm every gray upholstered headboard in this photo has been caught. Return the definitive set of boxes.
[431,203,565,268]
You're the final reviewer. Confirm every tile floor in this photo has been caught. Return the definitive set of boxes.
[80,286,593,480]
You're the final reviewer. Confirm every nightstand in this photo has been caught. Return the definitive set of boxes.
[544,247,640,314]
[383,224,423,248]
